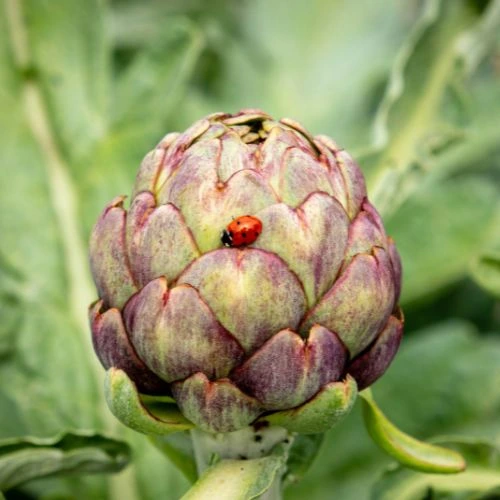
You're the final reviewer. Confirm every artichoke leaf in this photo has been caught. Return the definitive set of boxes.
[261,376,357,434]
[360,389,466,473]
[0,431,130,491]
[372,438,500,500]
[104,368,193,436]
[148,433,197,484]
[284,433,325,486]
[180,455,285,500]
[365,0,482,216]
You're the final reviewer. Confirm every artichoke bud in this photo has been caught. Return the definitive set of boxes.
[89,110,403,434]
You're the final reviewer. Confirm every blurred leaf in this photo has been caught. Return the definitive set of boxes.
[182,455,285,500]
[385,178,499,305]
[2,0,500,498]
[478,485,500,499]
[5,431,190,500]
[286,321,500,500]
[76,19,205,238]
[0,291,21,359]
[0,252,24,359]
[410,69,500,195]
[0,392,26,440]
[108,0,240,49]
[471,251,500,299]
[149,433,197,484]
[455,0,500,75]
[0,432,129,492]
[130,434,190,500]
[371,0,458,148]
[0,0,105,438]
[0,3,197,499]
[372,439,500,500]
[19,0,110,162]
[364,0,494,216]
[402,278,500,336]
[284,434,324,486]
[176,0,415,148]
[112,19,204,132]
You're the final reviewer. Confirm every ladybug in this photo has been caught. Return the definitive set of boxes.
[221,215,263,248]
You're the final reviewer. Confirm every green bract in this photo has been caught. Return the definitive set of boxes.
[89,110,403,434]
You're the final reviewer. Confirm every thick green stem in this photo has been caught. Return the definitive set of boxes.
[190,426,292,499]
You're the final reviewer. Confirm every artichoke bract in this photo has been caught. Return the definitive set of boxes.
[89,110,403,434]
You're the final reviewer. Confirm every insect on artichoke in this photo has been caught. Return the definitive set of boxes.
[89,109,403,434]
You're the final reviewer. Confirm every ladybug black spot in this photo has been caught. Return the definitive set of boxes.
[237,220,241,225]
[242,232,247,238]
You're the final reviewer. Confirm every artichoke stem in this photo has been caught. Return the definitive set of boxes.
[190,425,292,499]
[191,425,291,473]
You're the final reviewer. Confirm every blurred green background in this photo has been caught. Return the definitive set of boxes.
[1,0,500,498]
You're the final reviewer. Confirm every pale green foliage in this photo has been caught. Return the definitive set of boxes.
[1,0,499,498]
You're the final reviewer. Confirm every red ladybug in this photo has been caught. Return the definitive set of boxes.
[221,215,263,248]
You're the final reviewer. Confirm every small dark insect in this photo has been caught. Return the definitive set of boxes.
[221,215,263,247]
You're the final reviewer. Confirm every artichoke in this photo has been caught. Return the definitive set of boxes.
[89,109,403,434]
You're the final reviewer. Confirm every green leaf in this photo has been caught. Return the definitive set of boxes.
[0,391,26,441]
[0,0,107,438]
[0,4,199,498]
[1,0,499,498]
[104,368,193,436]
[18,0,110,162]
[455,0,500,76]
[372,439,500,500]
[471,250,500,299]
[149,433,197,484]
[0,252,23,359]
[286,321,500,500]
[284,434,325,486]
[0,432,130,492]
[371,0,474,147]
[478,485,500,499]
[112,19,204,130]
[360,390,466,474]
[375,322,500,441]
[263,376,357,434]
[385,178,499,305]
[126,433,190,500]
[77,18,205,238]
[181,456,285,500]
[176,0,416,148]
[365,0,483,215]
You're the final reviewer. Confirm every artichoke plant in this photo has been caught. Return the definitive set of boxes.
[89,109,403,436]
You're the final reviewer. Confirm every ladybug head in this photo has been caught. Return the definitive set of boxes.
[221,229,233,247]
